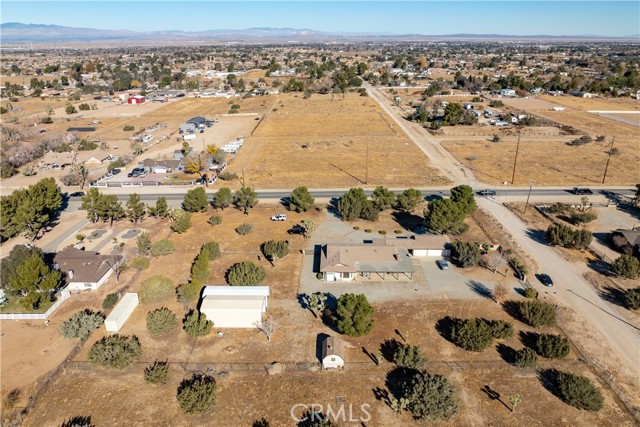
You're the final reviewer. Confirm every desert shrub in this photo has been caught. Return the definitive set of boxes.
[218,171,237,181]
[379,230,387,235]
[146,307,178,336]
[489,320,513,339]
[316,272,324,280]
[41,115,54,124]
[450,241,481,268]
[150,239,175,257]
[394,229,403,234]
[139,275,174,303]
[353,226,360,230]
[393,343,428,369]
[77,140,98,151]
[515,300,557,327]
[130,257,150,271]
[60,416,95,427]
[611,255,640,279]
[208,214,223,226]
[547,202,569,214]
[490,100,504,107]
[401,371,458,421]
[177,280,202,304]
[535,334,570,358]
[261,240,289,263]
[102,293,119,310]
[123,125,134,131]
[136,232,151,255]
[183,310,213,338]
[567,135,592,146]
[336,293,375,337]
[554,371,604,411]
[88,334,141,369]
[201,242,221,260]
[78,103,90,111]
[449,318,499,352]
[170,210,191,233]
[144,360,168,384]
[226,261,266,286]
[235,223,253,235]
[623,287,640,310]
[523,287,539,299]
[177,373,217,414]
[60,310,105,341]
[514,347,538,368]
[364,229,372,233]
[569,211,598,226]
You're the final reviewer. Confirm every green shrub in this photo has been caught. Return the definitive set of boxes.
[208,214,223,226]
[336,293,375,337]
[102,293,119,309]
[150,239,175,257]
[514,347,538,368]
[177,373,217,414]
[535,334,570,358]
[449,318,496,352]
[523,287,538,299]
[226,261,266,286]
[88,335,141,369]
[201,242,221,260]
[139,275,174,303]
[555,371,604,411]
[611,255,640,279]
[450,241,481,268]
[146,307,178,336]
[364,229,372,233]
[393,343,428,369]
[489,320,513,339]
[316,272,324,280]
[394,230,403,234]
[177,280,202,304]
[516,300,557,327]
[60,310,105,341]
[379,230,387,235]
[261,240,289,263]
[170,210,191,233]
[218,172,237,181]
[123,125,134,131]
[623,287,640,310]
[130,257,150,271]
[353,226,360,230]
[235,223,253,235]
[183,310,213,338]
[144,360,168,384]
[402,371,458,421]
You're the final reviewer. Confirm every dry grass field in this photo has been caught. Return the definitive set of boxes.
[21,300,636,426]
[538,95,640,111]
[228,93,449,189]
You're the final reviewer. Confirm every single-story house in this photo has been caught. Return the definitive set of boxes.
[611,228,640,256]
[384,235,451,257]
[140,158,182,173]
[199,286,270,328]
[319,242,415,282]
[105,293,138,332]
[187,116,206,127]
[497,89,516,97]
[321,336,345,369]
[53,247,122,291]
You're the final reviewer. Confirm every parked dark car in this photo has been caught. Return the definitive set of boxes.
[538,273,554,287]
[69,191,85,197]
[572,187,593,195]
[287,224,305,235]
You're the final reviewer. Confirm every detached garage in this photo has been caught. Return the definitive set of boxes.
[391,235,451,257]
[199,286,269,328]
[105,293,138,332]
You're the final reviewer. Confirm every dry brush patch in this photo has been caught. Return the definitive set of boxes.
[228,93,449,189]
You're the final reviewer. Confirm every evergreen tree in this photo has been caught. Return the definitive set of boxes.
[371,186,396,211]
[337,188,368,221]
[395,188,424,212]
[183,310,213,338]
[233,187,259,214]
[450,185,477,215]
[81,188,103,223]
[126,193,146,224]
[183,187,209,212]
[335,293,375,337]
[226,261,266,285]
[402,371,458,420]
[6,253,61,309]
[290,186,315,212]
[424,198,468,234]
[147,196,168,218]
[213,187,233,210]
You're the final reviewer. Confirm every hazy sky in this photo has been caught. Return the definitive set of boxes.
[2,1,639,37]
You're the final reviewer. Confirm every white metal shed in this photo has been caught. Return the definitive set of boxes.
[199,286,269,328]
[105,293,138,332]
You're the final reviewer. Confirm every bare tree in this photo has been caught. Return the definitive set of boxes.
[486,250,509,274]
[254,318,277,342]
[492,283,509,303]
[107,249,127,284]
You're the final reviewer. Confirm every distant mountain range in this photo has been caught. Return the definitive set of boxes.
[1,22,637,44]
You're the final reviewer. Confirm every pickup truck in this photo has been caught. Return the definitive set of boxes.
[271,214,287,221]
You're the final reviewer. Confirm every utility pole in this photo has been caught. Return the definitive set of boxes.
[602,136,615,184]
[365,139,369,184]
[510,126,521,185]
[524,181,535,214]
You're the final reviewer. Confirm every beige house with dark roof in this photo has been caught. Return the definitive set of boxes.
[321,336,345,369]
[53,248,122,291]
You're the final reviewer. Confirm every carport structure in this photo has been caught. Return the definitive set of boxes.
[319,242,415,282]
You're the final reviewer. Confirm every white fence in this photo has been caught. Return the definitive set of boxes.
[0,291,70,320]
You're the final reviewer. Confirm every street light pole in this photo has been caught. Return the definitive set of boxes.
[602,136,615,184]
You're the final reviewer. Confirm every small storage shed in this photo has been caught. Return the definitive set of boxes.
[105,293,138,332]
[199,286,269,328]
[127,95,146,104]
[321,336,345,369]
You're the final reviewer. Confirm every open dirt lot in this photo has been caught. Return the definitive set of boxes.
[538,95,640,112]
[227,93,449,189]
[21,300,636,426]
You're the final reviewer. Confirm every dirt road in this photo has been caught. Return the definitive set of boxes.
[478,198,640,382]
[363,81,476,185]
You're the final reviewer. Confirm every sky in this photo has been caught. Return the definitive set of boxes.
[2,1,639,37]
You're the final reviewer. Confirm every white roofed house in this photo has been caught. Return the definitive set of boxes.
[199,286,270,328]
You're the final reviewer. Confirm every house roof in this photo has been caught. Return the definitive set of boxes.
[53,247,121,283]
[322,336,345,360]
[319,243,414,274]
[202,286,270,297]
[378,235,450,250]
[200,295,266,311]
[614,229,640,246]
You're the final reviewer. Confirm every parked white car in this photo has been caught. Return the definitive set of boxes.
[271,214,287,221]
